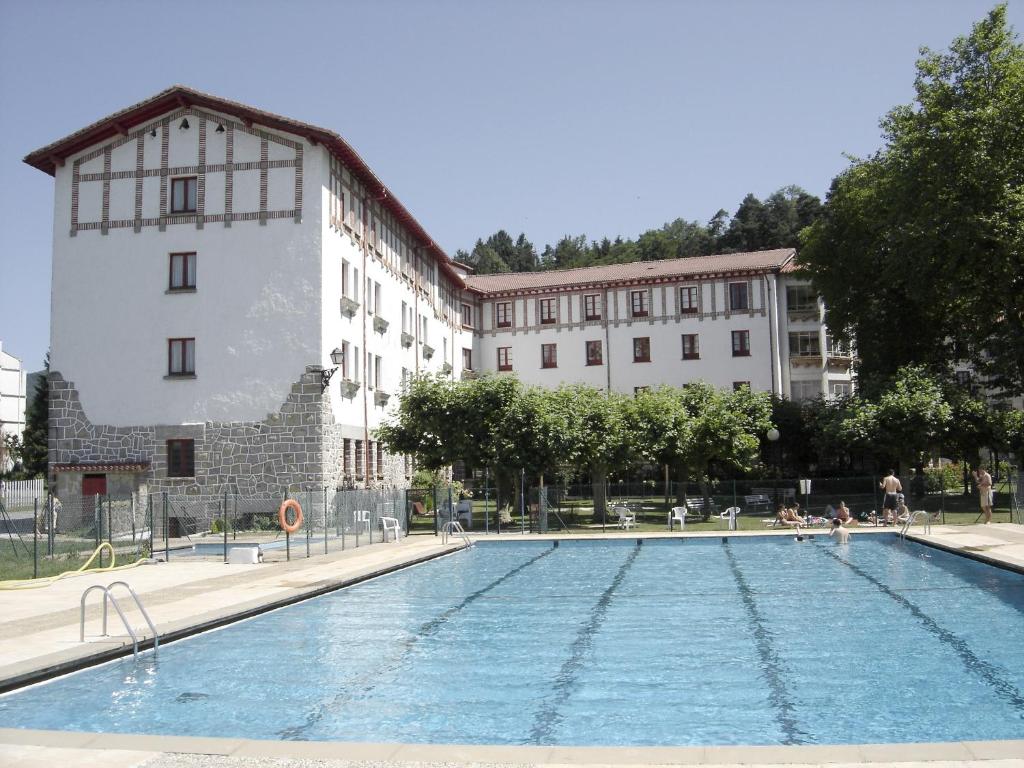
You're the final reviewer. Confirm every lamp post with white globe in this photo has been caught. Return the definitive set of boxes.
[767,428,781,505]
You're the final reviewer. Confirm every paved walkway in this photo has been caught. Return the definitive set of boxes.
[1,525,1022,767]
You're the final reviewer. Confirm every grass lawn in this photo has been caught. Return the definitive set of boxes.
[0,540,147,582]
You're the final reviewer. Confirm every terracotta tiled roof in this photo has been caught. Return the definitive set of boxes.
[53,462,150,473]
[463,249,796,294]
[23,85,460,283]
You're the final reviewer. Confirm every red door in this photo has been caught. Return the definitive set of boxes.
[82,474,107,497]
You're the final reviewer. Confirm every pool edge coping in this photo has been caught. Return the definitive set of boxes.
[1,728,1022,764]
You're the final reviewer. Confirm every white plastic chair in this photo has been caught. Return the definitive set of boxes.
[669,506,687,530]
[380,516,403,543]
[614,505,635,530]
[720,506,740,531]
[353,509,371,533]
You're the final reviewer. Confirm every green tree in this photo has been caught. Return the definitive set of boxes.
[800,6,1024,395]
[21,356,48,479]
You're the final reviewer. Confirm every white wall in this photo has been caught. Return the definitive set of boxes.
[0,341,27,436]
[474,277,778,393]
[49,110,323,426]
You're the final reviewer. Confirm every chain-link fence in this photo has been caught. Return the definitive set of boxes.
[0,491,151,581]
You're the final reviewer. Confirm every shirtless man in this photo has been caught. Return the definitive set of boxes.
[830,518,851,544]
[880,470,902,520]
[973,465,993,524]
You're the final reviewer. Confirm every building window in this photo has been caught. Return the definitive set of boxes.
[731,330,750,357]
[461,303,473,328]
[169,252,196,290]
[830,381,851,399]
[497,347,512,371]
[786,284,817,314]
[540,298,557,324]
[955,370,972,387]
[634,386,650,395]
[729,282,749,312]
[679,285,698,314]
[462,347,473,371]
[791,380,820,402]
[733,381,751,392]
[682,334,700,360]
[376,443,384,479]
[355,440,364,479]
[343,439,353,477]
[166,439,194,477]
[170,177,197,214]
[496,301,512,328]
[586,340,603,366]
[789,332,821,357]
[633,337,651,363]
[541,343,558,369]
[584,293,602,321]
[630,290,649,317]
[168,338,195,376]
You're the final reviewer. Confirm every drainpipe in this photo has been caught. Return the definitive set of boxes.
[767,272,782,397]
[362,198,371,487]
[604,287,612,393]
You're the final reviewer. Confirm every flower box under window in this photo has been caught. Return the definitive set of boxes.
[339,380,360,398]
[422,344,435,360]
[401,332,415,348]
[340,296,359,317]
[373,316,389,333]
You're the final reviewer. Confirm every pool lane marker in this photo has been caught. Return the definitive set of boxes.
[814,542,1024,717]
[278,546,556,740]
[528,543,642,745]
[722,541,809,746]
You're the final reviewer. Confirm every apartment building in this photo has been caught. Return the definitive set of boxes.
[25,86,473,500]
[464,252,855,399]
[26,87,851,499]
[0,341,28,472]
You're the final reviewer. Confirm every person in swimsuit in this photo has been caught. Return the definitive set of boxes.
[880,470,902,518]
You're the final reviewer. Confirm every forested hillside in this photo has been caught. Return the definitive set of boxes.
[455,185,821,274]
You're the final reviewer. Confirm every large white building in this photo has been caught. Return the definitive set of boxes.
[0,341,28,472]
[26,86,852,499]
[463,252,854,400]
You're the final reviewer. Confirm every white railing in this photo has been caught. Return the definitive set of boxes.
[0,478,45,510]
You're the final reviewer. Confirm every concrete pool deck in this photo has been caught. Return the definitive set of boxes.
[1,524,1023,767]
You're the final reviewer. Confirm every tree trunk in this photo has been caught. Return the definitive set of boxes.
[675,464,688,507]
[539,473,547,533]
[663,464,670,514]
[699,475,712,522]
[592,468,608,523]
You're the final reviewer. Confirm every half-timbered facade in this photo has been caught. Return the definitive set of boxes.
[26,86,474,500]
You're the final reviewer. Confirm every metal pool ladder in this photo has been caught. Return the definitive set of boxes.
[441,520,473,548]
[80,580,159,660]
[900,510,932,539]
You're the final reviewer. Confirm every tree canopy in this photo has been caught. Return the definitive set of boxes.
[800,5,1024,396]
[458,185,821,275]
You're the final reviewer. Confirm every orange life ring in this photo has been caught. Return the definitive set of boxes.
[278,499,303,533]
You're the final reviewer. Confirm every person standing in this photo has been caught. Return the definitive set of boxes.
[879,470,902,520]
[973,465,993,524]
[830,518,851,544]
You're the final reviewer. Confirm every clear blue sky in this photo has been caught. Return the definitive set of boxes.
[1,0,1021,373]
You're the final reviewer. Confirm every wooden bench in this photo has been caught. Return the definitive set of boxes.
[744,494,772,514]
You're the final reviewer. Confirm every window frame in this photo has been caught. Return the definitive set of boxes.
[731,330,751,357]
[541,343,558,369]
[788,331,821,357]
[167,337,196,376]
[497,346,512,371]
[168,252,196,291]
[679,285,698,314]
[460,303,473,329]
[630,289,649,318]
[633,336,651,363]
[495,301,512,328]
[166,438,195,478]
[170,176,198,214]
[462,347,473,371]
[682,333,700,360]
[585,340,603,366]
[728,282,749,312]
[583,293,602,321]
[539,297,557,325]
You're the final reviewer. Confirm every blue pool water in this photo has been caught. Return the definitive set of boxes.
[3,536,1024,746]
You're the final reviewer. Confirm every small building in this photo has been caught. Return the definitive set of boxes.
[0,341,28,472]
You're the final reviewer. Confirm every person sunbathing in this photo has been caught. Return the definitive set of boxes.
[835,501,858,526]
[786,503,807,524]
[776,505,804,527]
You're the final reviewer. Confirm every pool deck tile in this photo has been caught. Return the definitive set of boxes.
[0,743,156,767]
[857,742,976,761]
[961,741,1024,759]
[230,738,403,760]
